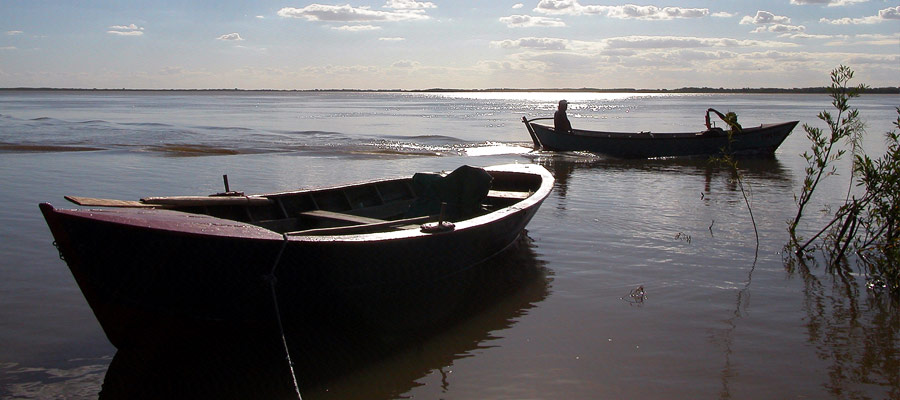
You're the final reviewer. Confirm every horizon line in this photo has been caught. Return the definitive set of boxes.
[2,86,899,94]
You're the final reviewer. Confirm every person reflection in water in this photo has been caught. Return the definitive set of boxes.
[554,99,572,133]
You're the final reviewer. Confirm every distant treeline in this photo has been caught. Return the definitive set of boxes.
[2,86,899,94]
[416,87,900,94]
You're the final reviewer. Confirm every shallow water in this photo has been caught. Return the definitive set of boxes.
[1,90,898,399]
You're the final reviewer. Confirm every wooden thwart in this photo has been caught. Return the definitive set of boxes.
[299,210,386,225]
[288,214,435,236]
[487,190,531,200]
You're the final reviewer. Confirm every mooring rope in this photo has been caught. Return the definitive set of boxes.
[266,233,303,400]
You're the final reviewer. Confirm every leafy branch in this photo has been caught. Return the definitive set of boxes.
[785,65,898,301]
[788,65,867,250]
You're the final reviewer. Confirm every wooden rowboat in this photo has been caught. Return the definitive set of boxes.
[39,163,553,349]
[523,108,798,159]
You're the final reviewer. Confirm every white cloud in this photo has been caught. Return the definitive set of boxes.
[500,15,566,28]
[843,54,900,66]
[107,30,144,36]
[523,52,598,73]
[217,33,244,41]
[533,0,580,15]
[603,35,797,49]
[109,24,142,31]
[740,11,791,25]
[513,3,524,9]
[790,33,845,40]
[379,37,406,41]
[334,25,382,31]
[820,6,900,24]
[0,46,17,50]
[752,24,806,34]
[820,16,878,24]
[740,11,807,34]
[108,24,144,36]
[608,5,708,20]
[774,31,899,46]
[711,12,736,18]
[534,1,709,20]
[790,0,869,6]
[6,30,23,36]
[278,4,430,22]
[391,60,419,68]
[493,37,571,51]
[881,6,900,19]
[383,0,436,10]
[852,33,900,45]
[493,35,798,54]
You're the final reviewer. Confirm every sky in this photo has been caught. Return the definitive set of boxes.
[1,0,898,90]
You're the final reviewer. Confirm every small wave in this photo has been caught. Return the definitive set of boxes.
[191,125,254,132]
[349,148,444,158]
[145,144,243,156]
[464,142,533,156]
[279,130,349,139]
[76,119,109,124]
[371,140,452,155]
[1,359,109,399]
[121,122,174,128]
[383,134,466,143]
[0,143,105,153]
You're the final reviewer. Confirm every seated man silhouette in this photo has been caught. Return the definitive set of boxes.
[554,99,572,133]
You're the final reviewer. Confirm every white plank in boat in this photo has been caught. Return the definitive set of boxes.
[288,214,434,236]
[299,210,386,225]
[487,190,531,200]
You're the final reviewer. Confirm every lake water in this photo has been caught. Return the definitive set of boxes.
[1,90,898,399]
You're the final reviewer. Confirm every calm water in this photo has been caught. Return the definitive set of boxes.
[1,90,898,399]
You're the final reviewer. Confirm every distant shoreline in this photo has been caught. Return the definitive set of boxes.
[1,86,898,94]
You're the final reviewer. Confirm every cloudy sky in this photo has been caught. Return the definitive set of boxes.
[1,0,898,89]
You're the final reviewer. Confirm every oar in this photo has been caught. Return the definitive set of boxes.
[65,196,159,208]
[65,195,272,207]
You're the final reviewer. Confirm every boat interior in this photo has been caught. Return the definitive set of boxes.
[67,166,543,236]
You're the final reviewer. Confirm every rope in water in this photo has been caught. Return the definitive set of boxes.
[266,233,303,400]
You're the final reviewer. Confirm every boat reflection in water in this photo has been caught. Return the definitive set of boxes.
[99,234,551,400]
[531,152,792,202]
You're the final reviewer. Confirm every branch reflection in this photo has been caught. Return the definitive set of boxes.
[785,256,899,398]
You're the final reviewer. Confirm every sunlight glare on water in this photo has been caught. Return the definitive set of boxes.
[427,91,674,103]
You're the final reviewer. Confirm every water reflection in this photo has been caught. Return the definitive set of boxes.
[98,235,551,400]
[713,251,758,400]
[530,152,792,201]
[786,257,899,399]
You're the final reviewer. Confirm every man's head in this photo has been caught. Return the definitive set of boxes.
[558,99,568,110]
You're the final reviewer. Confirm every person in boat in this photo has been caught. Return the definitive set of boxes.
[554,99,573,133]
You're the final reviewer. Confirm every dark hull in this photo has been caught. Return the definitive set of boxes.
[525,121,799,158]
[39,164,553,349]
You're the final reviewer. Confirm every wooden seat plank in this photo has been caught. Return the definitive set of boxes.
[486,190,531,200]
[288,214,435,236]
[299,209,386,225]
